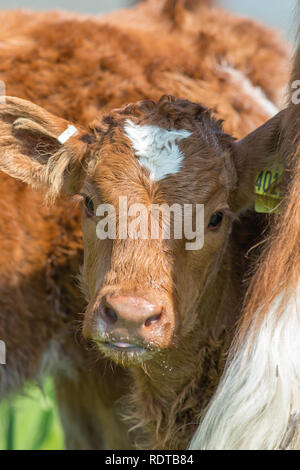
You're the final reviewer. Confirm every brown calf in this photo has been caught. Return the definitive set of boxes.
[0,0,291,449]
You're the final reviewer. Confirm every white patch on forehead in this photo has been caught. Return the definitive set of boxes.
[124,119,191,181]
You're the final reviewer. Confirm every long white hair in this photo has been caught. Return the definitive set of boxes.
[190,283,300,449]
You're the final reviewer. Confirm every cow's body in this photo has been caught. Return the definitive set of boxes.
[190,31,300,449]
[190,127,300,451]
[0,0,291,449]
[0,172,134,449]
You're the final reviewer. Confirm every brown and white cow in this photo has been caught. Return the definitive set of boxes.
[191,23,300,451]
[0,0,291,449]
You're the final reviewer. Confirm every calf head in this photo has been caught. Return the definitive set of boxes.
[0,96,285,365]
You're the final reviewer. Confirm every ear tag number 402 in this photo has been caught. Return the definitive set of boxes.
[255,165,284,214]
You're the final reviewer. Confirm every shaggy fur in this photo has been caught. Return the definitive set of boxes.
[0,1,289,136]
[0,0,292,450]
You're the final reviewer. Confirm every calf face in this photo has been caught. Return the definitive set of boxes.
[0,96,284,365]
[75,98,238,363]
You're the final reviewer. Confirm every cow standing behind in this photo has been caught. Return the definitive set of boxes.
[190,21,300,450]
[0,0,290,449]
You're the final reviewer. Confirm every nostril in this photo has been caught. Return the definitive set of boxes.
[144,313,162,327]
[102,306,118,324]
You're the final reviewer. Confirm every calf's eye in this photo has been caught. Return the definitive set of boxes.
[208,212,223,229]
[84,196,95,217]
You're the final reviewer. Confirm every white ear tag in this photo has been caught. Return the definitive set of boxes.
[57,125,78,144]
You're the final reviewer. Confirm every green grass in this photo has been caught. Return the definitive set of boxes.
[0,378,65,450]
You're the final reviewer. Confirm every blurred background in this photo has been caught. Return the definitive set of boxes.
[0,0,297,450]
[0,0,297,41]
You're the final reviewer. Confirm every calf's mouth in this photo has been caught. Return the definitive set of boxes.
[102,341,148,353]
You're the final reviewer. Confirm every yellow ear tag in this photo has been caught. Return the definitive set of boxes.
[255,165,284,213]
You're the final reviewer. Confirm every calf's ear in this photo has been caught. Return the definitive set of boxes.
[231,110,286,213]
[0,96,91,200]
